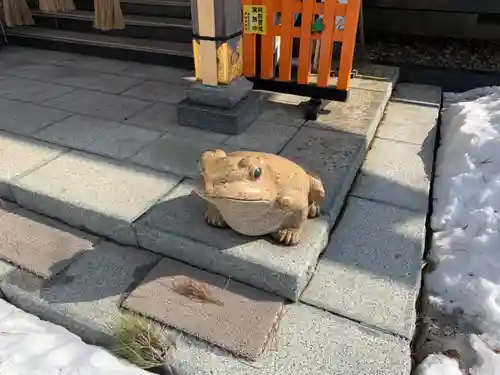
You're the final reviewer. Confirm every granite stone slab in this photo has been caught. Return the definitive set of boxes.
[171,303,411,375]
[121,81,187,105]
[55,55,135,74]
[6,64,143,94]
[43,89,153,122]
[351,137,432,212]
[377,84,442,145]
[10,150,181,245]
[0,76,74,104]
[0,204,98,279]
[258,101,307,128]
[0,241,160,345]
[34,115,162,160]
[129,134,228,178]
[0,132,66,200]
[279,127,368,224]
[224,120,298,154]
[0,97,71,135]
[122,258,284,360]
[301,197,426,339]
[119,63,195,86]
[305,88,390,137]
[123,102,229,143]
[134,180,330,300]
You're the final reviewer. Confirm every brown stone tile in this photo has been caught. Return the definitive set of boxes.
[122,258,284,360]
[0,205,98,279]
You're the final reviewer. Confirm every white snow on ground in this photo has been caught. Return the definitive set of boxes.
[0,298,149,375]
[418,87,500,374]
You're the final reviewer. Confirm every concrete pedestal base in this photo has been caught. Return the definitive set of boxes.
[177,91,262,135]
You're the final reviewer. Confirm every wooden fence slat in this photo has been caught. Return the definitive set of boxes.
[316,0,338,87]
[337,0,361,90]
[297,0,315,84]
[242,0,257,77]
[278,0,294,82]
[260,0,275,79]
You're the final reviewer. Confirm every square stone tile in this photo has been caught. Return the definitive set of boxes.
[119,63,195,85]
[352,138,431,212]
[305,88,389,137]
[0,97,71,135]
[34,115,161,160]
[301,197,425,339]
[258,101,307,128]
[377,84,441,145]
[0,132,66,200]
[43,89,152,122]
[121,81,187,104]
[6,64,143,94]
[129,134,227,178]
[0,47,76,66]
[0,241,161,345]
[55,55,135,74]
[122,258,284,360]
[134,179,330,300]
[0,76,74,104]
[11,150,181,245]
[0,205,98,279]
[391,83,442,106]
[224,121,298,154]
[280,127,367,222]
[124,103,229,143]
[172,303,411,375]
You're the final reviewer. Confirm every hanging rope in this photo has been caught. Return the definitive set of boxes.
[94,0,125,31]
[2,0,34,27]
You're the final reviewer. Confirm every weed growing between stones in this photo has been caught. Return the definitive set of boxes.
[108,314,178,375]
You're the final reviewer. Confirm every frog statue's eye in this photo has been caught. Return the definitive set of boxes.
[253,166,262,179]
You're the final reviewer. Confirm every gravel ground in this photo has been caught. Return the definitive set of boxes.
[362,35,500,72]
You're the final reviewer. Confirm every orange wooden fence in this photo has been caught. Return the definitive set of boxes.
[242,0,361,93]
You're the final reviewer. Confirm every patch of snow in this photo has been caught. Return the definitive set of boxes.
[0,298,149,375]
[418,86,500,375]
[417,354,462,375]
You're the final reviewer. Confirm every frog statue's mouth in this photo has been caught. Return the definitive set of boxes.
[193,178,273,205]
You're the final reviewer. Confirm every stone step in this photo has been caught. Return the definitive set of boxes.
[0,56,398,301]
[30,9,193,44]
[73,0,192,19]
[6,28,193,69]
[0,205,411,374]
[301,83,442,339]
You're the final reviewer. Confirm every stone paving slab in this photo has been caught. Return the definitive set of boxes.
[301,197,426,339]
[305,88,390,137]
[5,63,144,94]
[377,84,442,145]
[121,81,187,105]
[34,114,162,160]
[134,179,329,301]
[123,102,230,143]
[119,62,196,86]
[0,132,67,200]
[224,120,299,154]
[171,303,411,375]
[122,258,284,360]
[279,126,368,223]
[0,97,71,136]
[10,150,181,245]
[129,134,229,178]
[0,241,160,345]
[0,76,74,104]
[351,137,431,212]
[0,204,98,279]
[42,89,153,122]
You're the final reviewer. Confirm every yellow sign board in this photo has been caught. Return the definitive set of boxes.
[243,5,267,35]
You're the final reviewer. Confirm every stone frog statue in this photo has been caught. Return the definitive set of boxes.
[195,149,325,246]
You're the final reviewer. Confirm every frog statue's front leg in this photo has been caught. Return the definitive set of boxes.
[271,190,309,246]
[204,202,228,228]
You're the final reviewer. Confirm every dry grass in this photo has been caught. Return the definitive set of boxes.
[108,314,174,369]
[171,277,224,306]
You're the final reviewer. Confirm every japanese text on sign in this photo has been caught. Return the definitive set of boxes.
[243,5,267,35]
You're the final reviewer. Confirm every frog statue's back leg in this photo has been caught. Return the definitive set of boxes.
[307,173,325,218]
[271,189,309,246]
